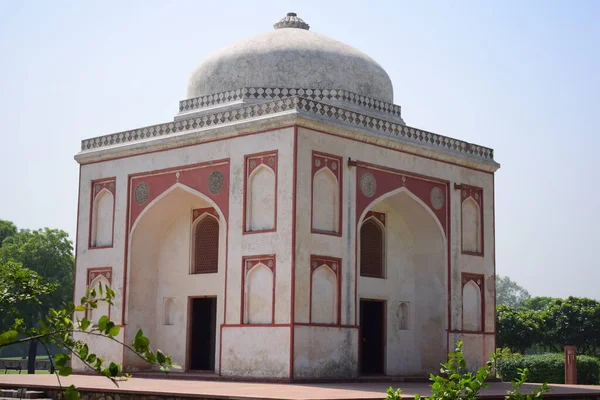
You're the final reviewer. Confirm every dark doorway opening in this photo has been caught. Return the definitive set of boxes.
[360,299,385,375]
[188,297,217,371]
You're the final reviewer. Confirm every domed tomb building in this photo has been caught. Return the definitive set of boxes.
[73,13,500,379]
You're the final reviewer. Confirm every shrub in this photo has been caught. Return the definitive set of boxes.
[497,353,600,385]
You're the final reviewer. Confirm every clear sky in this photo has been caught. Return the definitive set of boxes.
[0,1,598,299]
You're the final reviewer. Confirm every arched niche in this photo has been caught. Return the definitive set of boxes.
[163,298,175,326]
[462,197,481,253]
[462,280,482,332]
[89,274,111,323]
[311,265,337,324]
[360,217,385,278]
[312,168,339,233]
[246,165,276,231]
[192,214,219,274]
[245,263,273,324]
[91,189,114,247]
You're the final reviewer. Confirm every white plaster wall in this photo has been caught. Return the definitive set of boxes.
[220,326,290,377]
[312,169,338,232]
[295,127,496,373]
[245,264,273,324]
[247,166,276,231]
[462,281,482,331]
[293,326,358,379]
[89,275,111,323]
[91,190,113,247]
[462,198,481,253]
[311,266,337,324]
[449,332,495,372]
[71,330,124,371]
[75,126,295,373]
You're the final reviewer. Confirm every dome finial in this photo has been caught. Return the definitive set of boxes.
[274,12,310,30]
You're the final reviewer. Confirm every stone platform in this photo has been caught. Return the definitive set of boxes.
[1,374,600,400]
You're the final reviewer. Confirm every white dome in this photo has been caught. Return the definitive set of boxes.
[187,13,394,103]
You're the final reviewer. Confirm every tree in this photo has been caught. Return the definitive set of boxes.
[496,276,531,308]
[0,219,17,246]
[0,281,178,399]
[541,297,600,355]
[521,297,557,311]
[496,304,543,354]
[0,228,74,312]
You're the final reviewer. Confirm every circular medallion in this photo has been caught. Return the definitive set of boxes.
[268,157,275,166]
[208,171,224,195]
[267,260,274,268]
[193,210,199,218]
[134,182,149,205]
[109,182,115,191]
[315,159,321,167]
[331,162,337,171]
[474,192,480,200]
[249,160,256,169]
[312,261,317,268]
[331,263,337,271]
[360,172,377,198]
[106,272,111,279]
[94,184,100,193]
[430,187,444,210]
[462,189,467,198]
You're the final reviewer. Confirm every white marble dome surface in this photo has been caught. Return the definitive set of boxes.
[187,13,394,103]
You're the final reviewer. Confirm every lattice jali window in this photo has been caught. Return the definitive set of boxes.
[360,217,385,278]
[193,215,219,274]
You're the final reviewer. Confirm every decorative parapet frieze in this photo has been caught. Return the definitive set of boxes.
[81,96,495,162]
[178,87,403,119]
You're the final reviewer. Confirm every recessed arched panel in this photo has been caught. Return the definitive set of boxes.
[245,263,274,324]
[193,214,220,274]
[397,302,409,331]
[163,298,175,326]
[462,197,481,253]
[311,265,337,324]
[360,217,385,277]
[89,275,111,323]
[462,280,482,332]
[247,166,276,232]
[312,169,339,233]
[91,189,114,247]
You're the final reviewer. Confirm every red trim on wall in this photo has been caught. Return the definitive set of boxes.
[128,159,230,230]
[460,273,485,333]
[355,164,449,235]
[86,267,113,321]
[492,173,497,351]
[88,177,116,249]
[308,256,342,325]
[310,152,343,236]
[243,151,278,234]
[290,126,298,379]
[363,211,386,226]
[73,165,82,312]
[240,255,277,325]
[446,184,452,355]
[192,207,217,223]
[294,322,358,328]
[121,175,132,327]
[455,183,484,257]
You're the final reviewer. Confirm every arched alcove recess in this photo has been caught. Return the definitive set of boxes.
[311,152,342,234]
[358,186,447,374]
[460,185,483,254]
[360,212,385,278]
[244,152,277,233]
[461,274,483,332]
[192,212,220,274]
[163,298,175,326]
[89,178,116,248]
[310,256,341,324]
[125,183,226,370]
[87,268,112,323]
[242,256,275,324]
[397,302,409,331]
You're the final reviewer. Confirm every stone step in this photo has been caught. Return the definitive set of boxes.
[0,389,47,399]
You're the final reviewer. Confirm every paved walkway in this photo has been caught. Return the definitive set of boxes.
[1,374,600,399]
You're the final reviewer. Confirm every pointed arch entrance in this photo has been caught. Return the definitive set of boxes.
[356,166,448,376]
[125,181,227,372]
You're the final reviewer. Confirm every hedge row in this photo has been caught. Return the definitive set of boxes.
[497,353,600,385]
